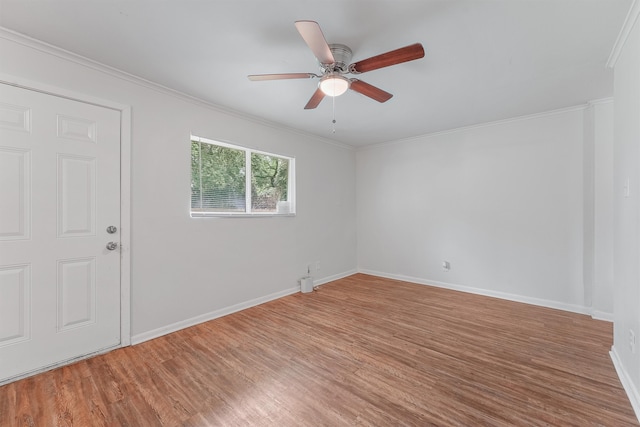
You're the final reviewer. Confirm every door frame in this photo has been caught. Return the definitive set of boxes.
[0,73,132,349]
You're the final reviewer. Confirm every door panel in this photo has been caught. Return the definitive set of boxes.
[57,257,96,331]
[0,264,30,346]
[0,83,121,382]
[0,148,30,240]
[0,102,30,133]
[57,154,96,237]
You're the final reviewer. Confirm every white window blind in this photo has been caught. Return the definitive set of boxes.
[191,136,295,217]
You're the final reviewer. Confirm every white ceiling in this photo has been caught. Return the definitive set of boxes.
[0,0,631,146]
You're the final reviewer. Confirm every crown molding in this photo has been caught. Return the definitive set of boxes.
[587,97,614,106]
[0,27,353,151]
[607,0,640,69]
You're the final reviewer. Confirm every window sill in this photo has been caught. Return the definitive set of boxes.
[190,212,296,218]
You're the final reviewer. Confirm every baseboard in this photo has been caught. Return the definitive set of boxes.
[313,269,358,287]
[131,286,299,345]
[131,268,358,345]
[610,346,640,422]
[358,269,590,316]
[590,310,614,322]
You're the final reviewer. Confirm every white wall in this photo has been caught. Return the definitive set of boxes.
[592,101,615,317]
[0,32,357,340]
[357,105,614,314]
[610,2,640,416]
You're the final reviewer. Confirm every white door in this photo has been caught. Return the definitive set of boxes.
[0,83,121,383]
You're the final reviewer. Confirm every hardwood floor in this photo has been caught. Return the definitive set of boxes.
[1,274,638,426]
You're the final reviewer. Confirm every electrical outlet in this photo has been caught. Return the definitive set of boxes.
[316,261,321,271]
[630,329,636,354]
[442,261,450,272]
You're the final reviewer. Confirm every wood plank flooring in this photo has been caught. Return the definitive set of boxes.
[1,273,638,426]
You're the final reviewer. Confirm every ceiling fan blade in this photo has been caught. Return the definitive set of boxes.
[350,79,393,103]
[304,88,325,109]
[295,20,335,65]
[248,73,317,81]
[350,43,425,74]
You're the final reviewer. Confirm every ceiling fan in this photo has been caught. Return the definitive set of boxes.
[248,20,425,109]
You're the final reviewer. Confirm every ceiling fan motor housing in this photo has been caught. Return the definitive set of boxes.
[321,44,353,73]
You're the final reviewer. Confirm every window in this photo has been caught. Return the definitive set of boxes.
[190,136,295,217]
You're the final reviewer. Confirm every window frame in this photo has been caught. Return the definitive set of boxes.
[190,135,296,218]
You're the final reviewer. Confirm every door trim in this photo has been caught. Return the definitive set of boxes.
[0,73,132,348]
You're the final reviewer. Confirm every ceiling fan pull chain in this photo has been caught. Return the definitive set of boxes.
[332,95,337,133]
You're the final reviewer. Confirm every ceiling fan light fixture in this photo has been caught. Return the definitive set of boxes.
[319,74,350,97]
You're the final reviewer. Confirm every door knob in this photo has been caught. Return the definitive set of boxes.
[106,242,118,251]
[106,226,117,234]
